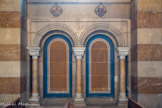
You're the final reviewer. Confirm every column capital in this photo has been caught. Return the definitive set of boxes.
[73,47,86,59]
[117,47,130,59]
[27,47,41,59]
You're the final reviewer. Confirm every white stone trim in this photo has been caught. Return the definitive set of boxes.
[27,47,41,59]
[73,47,86,59]
[75,93,83,99]
[119,93,128,101]
[117,47,130,59]
[29,93,40,102]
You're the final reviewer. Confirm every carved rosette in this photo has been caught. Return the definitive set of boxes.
[95,4,107,17]
[50,4,62,17]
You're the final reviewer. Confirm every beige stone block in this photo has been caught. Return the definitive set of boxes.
[30,22,49,33]
[0,44,21,61]
[104,4,130,18]
[138,61,162,77]
[138,28,162,44]
[0,94,20,103]
[138,0,162,12]
[137,12,162,28]
[109,22,128,33]
[0,0,20,11]
[0,11,20,28]
[137,44,162,61]
[0,61,21,77]
[0,28,20,44]
[61,22,79,35]
[0,77,25,94]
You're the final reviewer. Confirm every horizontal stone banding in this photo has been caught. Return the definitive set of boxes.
[137,28,162,44]
[138,0,162,12]
[0,77,26,94]
[0,61,21,77]
[131,77,162,94]
[0,0,20,12]
[0,28,20,44]
[0,44,26,61]
[0,11,20,28]
[131,61,162,77]
[131,44,162,61]
[137,12,162,28]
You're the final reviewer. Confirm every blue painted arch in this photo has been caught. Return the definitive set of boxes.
[86,34,114,97]
[43,34,72,98]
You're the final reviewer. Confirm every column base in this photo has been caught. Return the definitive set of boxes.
[118,93,128,107]
[29,93,40,106]
[74,93,86,107]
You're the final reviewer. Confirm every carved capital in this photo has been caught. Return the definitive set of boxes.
[27,47,41,59]
[73,47,86,59]
[117,47,130,59]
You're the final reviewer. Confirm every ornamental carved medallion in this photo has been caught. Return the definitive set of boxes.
[50,4,62,17]
[95,4,107,17]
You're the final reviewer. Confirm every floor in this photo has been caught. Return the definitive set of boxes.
[28,105,126,108]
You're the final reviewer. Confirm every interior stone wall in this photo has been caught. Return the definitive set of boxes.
[0,0,21,102]
[0,0,161,107]
[131,0,162,108]
[26,0,131,105]
[0,0,27,103]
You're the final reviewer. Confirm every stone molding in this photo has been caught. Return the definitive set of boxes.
[32,24,78,46]
[73,47,86,59]
[27,47,41,59]
[117,47,130,59]
[80,23,126,46]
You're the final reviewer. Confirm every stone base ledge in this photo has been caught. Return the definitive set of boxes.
[74,98,86,107]
[118,98,128,108]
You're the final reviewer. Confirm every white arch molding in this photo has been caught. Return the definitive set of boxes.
[80,23,126,47]
[32,24,78,47]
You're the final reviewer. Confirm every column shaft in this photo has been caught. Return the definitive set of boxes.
[77,59,82,93]
[120,59,125,94]
[32,58,38,94]
[27,47,40,104]
[73,47,86,106]
[117,47,130,106]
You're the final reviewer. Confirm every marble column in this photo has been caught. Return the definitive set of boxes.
[73,47,86,106]
[27,47,41,104]
[117,47,130,106]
